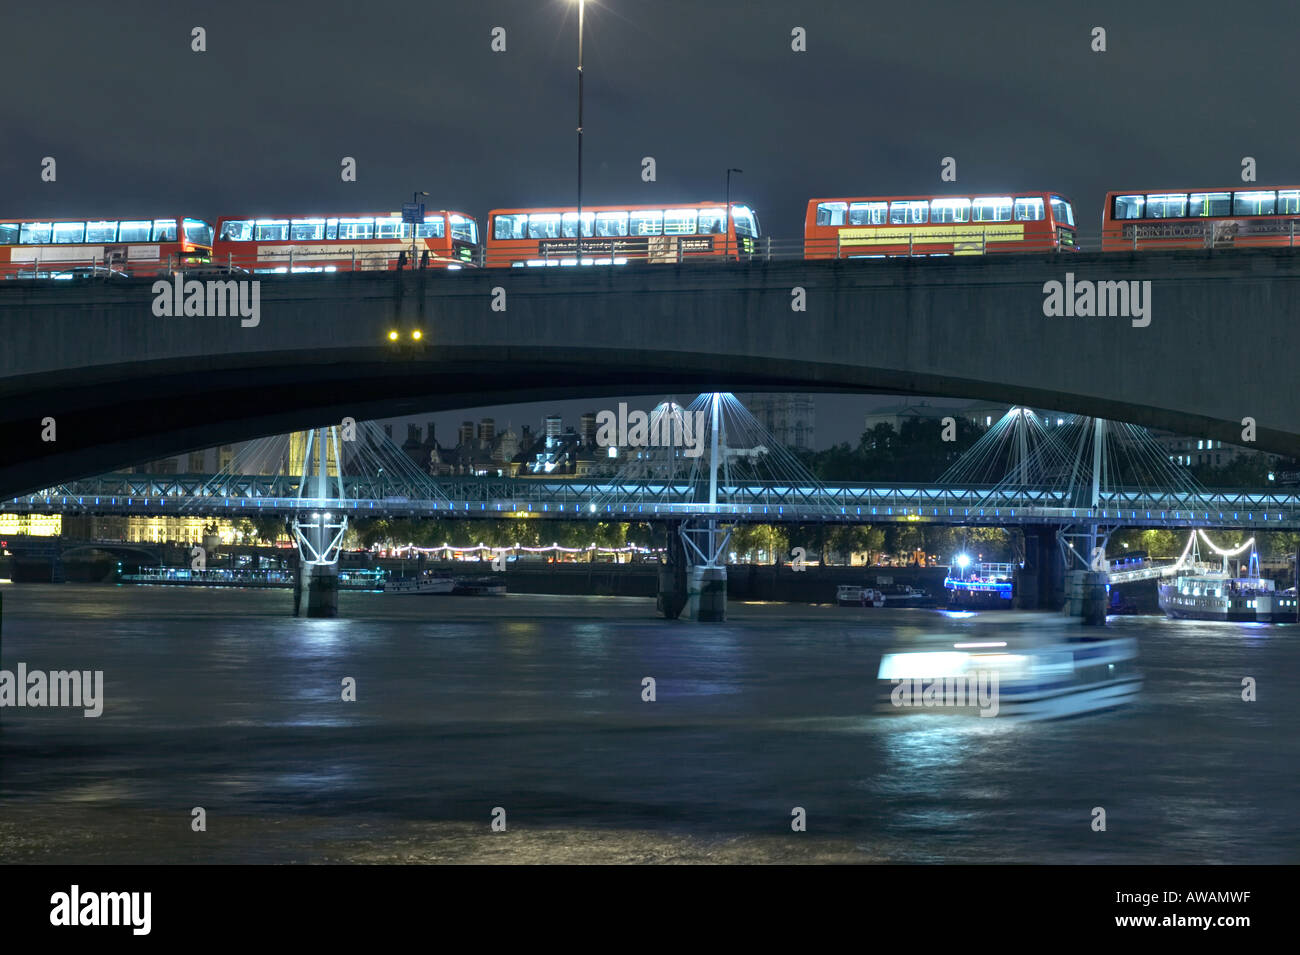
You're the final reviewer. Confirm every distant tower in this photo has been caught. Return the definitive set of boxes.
[458,421,475,448]
[544,415,563,440]
[496,428,520,464]
[478,418,496,444]
[579,412,597,447]
[286,429,340,477]
[738,394,816,450]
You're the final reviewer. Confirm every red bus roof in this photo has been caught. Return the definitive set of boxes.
[489,201,747,215]
[808,191,1068,204]
[214,210,474,223]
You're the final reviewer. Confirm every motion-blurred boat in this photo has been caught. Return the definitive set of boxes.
[877,636,1141,720]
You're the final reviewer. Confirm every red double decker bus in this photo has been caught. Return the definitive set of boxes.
[1101,186,1300,251]
[804,192,1076,258]
[0,215,213,279]
[485,202,760,267]
[212,210,479,273]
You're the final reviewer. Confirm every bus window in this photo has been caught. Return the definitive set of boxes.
[629,210,663,236]
[418,216,447,239]
[375,216,405,239]
[1145,193,1187,218]
[973,197,1013,222]
[291,218,326,241]
[889,200,928,225]
[528,214,562,239]
[120,220,152,242]
[184,219,213,246]
[252,219,288,241]
[561,212,595,238]
[817,202,847,226]
[1113,195,1144,219]
[152,219,178,241]
[52,221,86,243]
[325,219,339,240]
[848,201,887,225]
[1189,192,1231,217]
[0,224,19,244]
[931,198,970,223]
[337,217,374,240]
[1013,198,1045,221]
[86,220,118,242]
[494,214,528,240]
[1049,197,1075,227]
[663,209,698,235]
[449,214,475,243]
[20,222,53,244]
[696,208,724,234]
[1234,190,1276,215]
[732,205,758,237]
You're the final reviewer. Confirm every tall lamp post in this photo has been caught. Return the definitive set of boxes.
[724,167,742,260]
[410,190,427,267]
[571,0,586,264]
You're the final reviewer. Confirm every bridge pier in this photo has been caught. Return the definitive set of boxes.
[1064,569,1109,625]
[300,562,339,618]
[656,522,688,620]
[1015,527,1064,610]
[686,565,727,622]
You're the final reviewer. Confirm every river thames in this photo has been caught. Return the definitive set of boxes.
[0,583,1295,864]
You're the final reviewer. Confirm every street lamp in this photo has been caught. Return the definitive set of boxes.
[410,190,428,267]
[570,0,586,265]
[724,167,742,260]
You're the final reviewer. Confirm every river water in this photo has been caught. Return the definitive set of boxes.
[0,583,1295,863]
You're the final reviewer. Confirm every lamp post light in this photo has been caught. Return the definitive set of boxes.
[724,167,742,260]
[410,190,428,267]
[571,0,586,265]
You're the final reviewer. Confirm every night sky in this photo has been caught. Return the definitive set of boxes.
[5,0,1295,448]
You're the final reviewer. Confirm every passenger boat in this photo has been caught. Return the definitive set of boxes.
[880,584,930,607]
[452,577,507,596]
[383,573,455,595]
[877,636,1141,721]
[944,562,1014,609]
[836,584,885,607]
[1157,547,1297,622]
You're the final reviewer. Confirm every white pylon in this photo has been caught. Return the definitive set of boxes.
[292,426,348,566]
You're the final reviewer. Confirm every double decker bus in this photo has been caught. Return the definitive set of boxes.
[804,192,1076,258]
[211,210,479,273]
[485,202,760,267]
[1101,186,1300,251]
[0,215,213,279]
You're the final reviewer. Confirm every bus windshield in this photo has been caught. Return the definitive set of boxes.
[1050,197,1074,227]
[732,205,759,237]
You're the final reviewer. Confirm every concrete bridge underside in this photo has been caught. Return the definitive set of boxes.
[1,249,1298,497]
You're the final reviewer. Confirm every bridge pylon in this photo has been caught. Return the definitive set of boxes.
[291,426,348,618]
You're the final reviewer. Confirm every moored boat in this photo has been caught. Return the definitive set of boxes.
[836,584,884,607]
[384,573,455,595]
[1157,545,1296,622]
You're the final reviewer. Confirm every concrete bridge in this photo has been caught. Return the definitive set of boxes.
[2,249,1298,497]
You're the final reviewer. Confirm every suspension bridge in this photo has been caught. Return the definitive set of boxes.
[3,396,1293,620]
